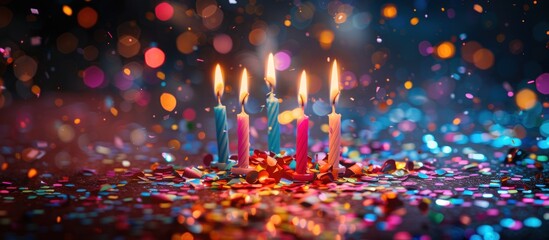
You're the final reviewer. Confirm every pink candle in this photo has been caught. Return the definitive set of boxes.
[296,114,309,172]
[232,69,254,175]
[237,111,249,168]
[328,60,342,179]
[293,70,314,181]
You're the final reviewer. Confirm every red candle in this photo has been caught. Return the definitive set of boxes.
[293,70,314,182]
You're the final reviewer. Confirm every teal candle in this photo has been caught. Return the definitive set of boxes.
[265,53,280,154]
[213,64,229,165]
[214,104,229,164]
[267,93,280,153]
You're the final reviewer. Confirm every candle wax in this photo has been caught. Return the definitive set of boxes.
[237,112,250,168]
[328,112,341,179]
[214,104,229,165]
[266,93,280,154]
[295,114,309,174]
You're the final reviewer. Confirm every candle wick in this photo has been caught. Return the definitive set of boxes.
[241,93,249,112]
[300,94,305,109]
[217,93,221,105]
[332,91,340,113]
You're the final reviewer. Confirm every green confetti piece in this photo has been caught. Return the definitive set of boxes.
[429,212,444,224]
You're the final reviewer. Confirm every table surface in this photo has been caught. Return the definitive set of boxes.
[0,97,548,240]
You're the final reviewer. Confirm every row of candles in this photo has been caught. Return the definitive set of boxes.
[213,53,342,181]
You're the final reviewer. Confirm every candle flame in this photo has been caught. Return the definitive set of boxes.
[240,68,249,106]
[330,60,340,106]
[265,53,276,91]
[298,70,307,108]
[214,64,224,101]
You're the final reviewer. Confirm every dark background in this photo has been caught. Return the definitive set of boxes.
[1,0,548,153]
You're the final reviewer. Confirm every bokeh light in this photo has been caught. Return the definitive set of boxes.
[213,34,233,54]
[535,73,549,94]
[77,7,98,29]
[515,89,537,110]
[0,6,13,28]
[202,7,224,30]
[274,51,291,71]
[435,41,455,59]
[461,41,482,63]
[130,128,147,146]
[176,31,198,54]
[382,4,397,19]
[83,45,99,61]
[473,48,495,70]
[249,28,267,46]
[196,0,218,18]
[410,17,419,25]
[83,66,105,88]
[144,47,165,68]
[118,35,141,58]
[318,30,334,49]
[418,41,434,56]
[62,5,72,16]
[404,81,413,89]
[57,124,75,143]
[160,92,177,112]
[352,12,372,29]
[155,2,174,21]
[57,32,79,54]
[341,71,358,90]
[13,55,38,82]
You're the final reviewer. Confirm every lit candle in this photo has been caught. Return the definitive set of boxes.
[232,69,254,175]
[213,64,230,169]
[265,53,280,154]
[293,70,314,182]
[328,60,342,179]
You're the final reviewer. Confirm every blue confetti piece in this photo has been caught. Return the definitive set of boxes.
[523,217,542,228]
[499,218,515,228]
[435,169,446,176]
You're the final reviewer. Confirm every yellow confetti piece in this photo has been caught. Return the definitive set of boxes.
[156,71,165,80]
[62,5,73,16]
[404,80,413,89]
[410,17,419,25]
[473,4,483,13]
[110,107,118,116]
[515,89,537,110]
[436,41,456,59]
[160,92,177,112]
[28,168,37,178]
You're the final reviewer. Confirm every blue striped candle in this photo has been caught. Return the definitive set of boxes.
[267,93,280,153]
[214,104,229,164]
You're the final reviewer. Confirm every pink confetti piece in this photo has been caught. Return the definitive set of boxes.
[465,93,474,99]
[527,80,534,84]
[196,58,204,62]
[31,36,41,46]
[30,8,39,14]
